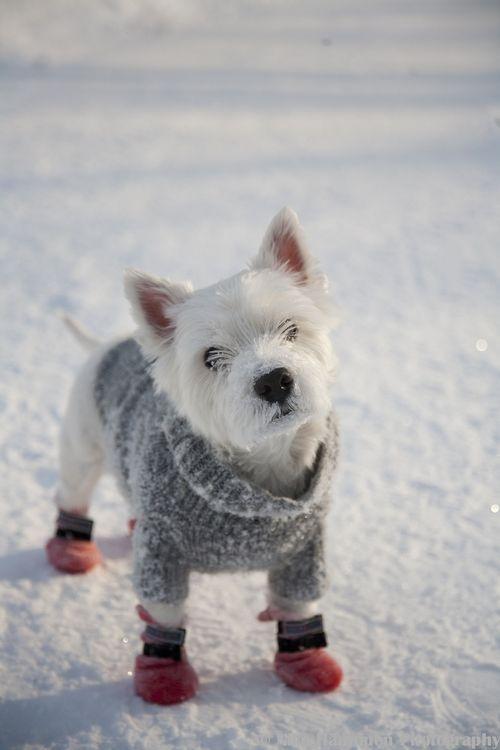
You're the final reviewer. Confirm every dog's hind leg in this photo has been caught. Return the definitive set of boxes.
[46,349,106,574]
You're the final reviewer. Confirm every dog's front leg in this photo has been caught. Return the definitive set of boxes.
[259,528,343,693]
[132,519,198,705]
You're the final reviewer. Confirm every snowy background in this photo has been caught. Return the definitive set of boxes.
[1,1,499,748]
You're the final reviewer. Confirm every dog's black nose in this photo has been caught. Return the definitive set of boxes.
[254,368,294,404]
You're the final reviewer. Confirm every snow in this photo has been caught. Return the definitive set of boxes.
[1,1,499,748]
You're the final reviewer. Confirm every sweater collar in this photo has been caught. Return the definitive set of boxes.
[160,397,337,519]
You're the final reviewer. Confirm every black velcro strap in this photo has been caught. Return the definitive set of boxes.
[142,624,186,661]
[56,510,93,541]
[277,614,328,653]
[278,631,327,653]
[143,642,182,660]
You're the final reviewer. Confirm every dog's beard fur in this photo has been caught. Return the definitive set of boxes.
[124,208,338,498]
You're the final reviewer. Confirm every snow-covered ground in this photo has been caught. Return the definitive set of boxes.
[1,1,499,748]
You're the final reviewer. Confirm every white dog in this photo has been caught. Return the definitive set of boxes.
[46,208,343,704]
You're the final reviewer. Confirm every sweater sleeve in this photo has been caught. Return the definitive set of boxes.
[267,523,329,602]
[132,514,190,604]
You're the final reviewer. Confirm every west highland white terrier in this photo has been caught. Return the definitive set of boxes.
[46,208,343,704]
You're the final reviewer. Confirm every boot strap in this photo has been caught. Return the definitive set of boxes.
[142,623,186,661]
[55,510,93,541]
[277,614,327,653]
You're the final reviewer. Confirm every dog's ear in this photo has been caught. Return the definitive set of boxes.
[124,269,192,347]
[251,207,317,284]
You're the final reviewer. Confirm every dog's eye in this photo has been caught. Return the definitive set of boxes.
[204,347,225,370]
[282,321,298,342]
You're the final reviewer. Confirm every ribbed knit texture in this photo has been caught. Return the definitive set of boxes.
[94,339,339,605]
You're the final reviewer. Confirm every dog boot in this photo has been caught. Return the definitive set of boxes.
[274,614,343,693]
[46,510,102,574]
[134,607,198,705]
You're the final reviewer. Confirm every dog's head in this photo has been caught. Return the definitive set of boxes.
[124,208,337,451]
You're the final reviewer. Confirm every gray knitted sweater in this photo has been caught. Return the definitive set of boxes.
[94,339,339,605]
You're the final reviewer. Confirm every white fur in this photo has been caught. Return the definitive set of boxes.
[61,313,101,352]
[265,593,321,619]
[57,208,338,624]
[56,341,109,513]
[142,600,186,628]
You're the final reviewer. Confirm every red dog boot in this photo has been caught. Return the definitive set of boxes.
[274,614,343,693]
[46,510,102,574]
[134,650,199,705]
[274,649,343,692]
[134,607,198,705]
